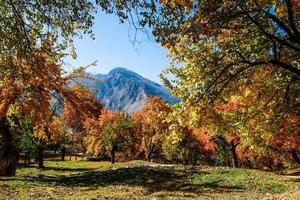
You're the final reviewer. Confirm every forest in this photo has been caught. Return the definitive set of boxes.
[0,0,299,199]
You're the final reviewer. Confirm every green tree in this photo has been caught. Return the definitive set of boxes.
[18,117,36,166]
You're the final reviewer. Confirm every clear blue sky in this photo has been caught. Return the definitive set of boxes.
[65,13,169,83]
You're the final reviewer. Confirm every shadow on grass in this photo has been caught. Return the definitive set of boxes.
[18,165,95,173]
[0,166,244,194]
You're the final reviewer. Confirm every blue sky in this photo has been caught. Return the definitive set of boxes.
[65,13,169,83]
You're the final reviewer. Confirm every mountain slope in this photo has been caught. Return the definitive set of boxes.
[88,68,178,113]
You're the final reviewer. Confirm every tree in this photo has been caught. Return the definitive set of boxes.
[0,0,95,59]
[0,1,95,176]
[85,109,132,164]
[97,0,300,168]
[18,117,36,166]
[61,84,103,160]
[162,120,215,164]
[270,117,300,165]
[131,96,171,161]
[0,45,99,174]
[35,115,65,168]
[100,0,300,77]
[224,133,240,168]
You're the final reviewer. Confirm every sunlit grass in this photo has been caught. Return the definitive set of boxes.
[0,160,299,200]
[191,167,286,193]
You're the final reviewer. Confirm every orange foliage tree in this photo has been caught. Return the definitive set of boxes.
[0,45,97,174]
[131,96,171,161]
[84,109,133,164]
[60,84,103,161]
[270,117,300,165]
[0,0,95,176]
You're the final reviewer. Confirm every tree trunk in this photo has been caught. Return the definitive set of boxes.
[27,152,30,165]
[37,146,44,168]
[0,119,19,176]
[111,145,116,164]
[231,143,239,168]
[291,150,300,165]
[145,137,154,161]
[54,147,57,160]
[24,152,28,166]
[145,143,154,161]
[61,146,65,161]
[70,139,74,161]
[145,150,150,161]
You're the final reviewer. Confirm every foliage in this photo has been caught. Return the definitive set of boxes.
[214,136,232,166]
[163,125,200,164]
[85,109,133,163]
[97,0,300,168]
[0,0,97,174]
[131,96,171,160]
[270,118,300,165]
[163,125,214,164]
[60,85,103,154]
[0,0,95,60]
[18,117,36,156]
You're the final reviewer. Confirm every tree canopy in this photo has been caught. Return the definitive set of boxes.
[96,0,300,165]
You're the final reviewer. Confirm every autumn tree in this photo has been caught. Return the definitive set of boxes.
[99,0,300,77]
[85,109,133,164]
[97,0,300,168]
[34,115,65,168]
[270,116,300,165]
[131,96,171,161]
[60,84,103,160]
[162,125,214,164]
[0,0,96,176]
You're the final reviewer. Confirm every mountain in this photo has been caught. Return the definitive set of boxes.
[86,68,178,113]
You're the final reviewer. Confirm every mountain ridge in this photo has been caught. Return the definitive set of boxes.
[86,67,178,113]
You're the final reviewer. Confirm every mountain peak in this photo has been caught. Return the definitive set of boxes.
[107,67,146,82]
[108,67,131,74]
[87,68,178,113]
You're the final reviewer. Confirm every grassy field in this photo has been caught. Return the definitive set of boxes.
[0,160,299,200]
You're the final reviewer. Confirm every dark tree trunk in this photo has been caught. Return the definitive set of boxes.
[54,147,57,159]
[145,150,151,161]
[291,150,300,165]
[145,137,154,161]
[27,152,30,165]
[37,146,44,168]
[70,139,74,161]
[111,145,116,164]
[24,152,29,166]
[0,119,19,176]
[145,143,154,161]
[61,146,66,161]
[231,143,239,168]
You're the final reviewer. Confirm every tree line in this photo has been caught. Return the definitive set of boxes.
[15,95,300,171]
[1,0,299,176]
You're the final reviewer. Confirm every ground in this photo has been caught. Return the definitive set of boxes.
[0,159,299,200]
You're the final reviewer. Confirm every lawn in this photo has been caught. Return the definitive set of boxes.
[0,160,299,200]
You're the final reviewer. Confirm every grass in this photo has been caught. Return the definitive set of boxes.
[191,167,287,193]
[0,159,299,200]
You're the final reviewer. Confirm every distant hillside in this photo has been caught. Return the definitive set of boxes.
[86,68,178,113]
